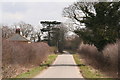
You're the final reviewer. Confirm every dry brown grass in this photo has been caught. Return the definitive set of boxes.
[78,41,119,78]
[2,39,51,78]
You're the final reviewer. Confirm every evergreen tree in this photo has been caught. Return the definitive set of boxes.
[63,2,120,51]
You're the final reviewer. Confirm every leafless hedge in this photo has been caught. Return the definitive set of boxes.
[78,41,119,78]
[2,39,51,78]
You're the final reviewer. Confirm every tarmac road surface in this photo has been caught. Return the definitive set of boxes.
[34,53,84,78]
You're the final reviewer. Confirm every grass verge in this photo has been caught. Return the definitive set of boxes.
[16,54,58,78]
[73,54,115,80]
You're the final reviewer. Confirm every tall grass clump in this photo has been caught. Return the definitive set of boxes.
[78,41,119,78]
[2,39,51,78]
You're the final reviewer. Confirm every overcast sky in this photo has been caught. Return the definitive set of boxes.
[0,0,78,27]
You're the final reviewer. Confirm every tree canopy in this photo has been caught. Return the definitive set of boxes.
[63,2,120,51]
[40,21,66,52]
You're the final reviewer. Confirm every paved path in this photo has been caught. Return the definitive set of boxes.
[35,54,83,78]
[34,54,83,78]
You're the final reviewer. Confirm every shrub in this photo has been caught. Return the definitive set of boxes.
[2,39,51,78]
[78,41,119,78]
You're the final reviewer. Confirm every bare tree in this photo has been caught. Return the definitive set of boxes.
[2,26,15,39]
[30,32,41,42]
[62,2,95,28]
[36,32,41,42]
[14,21,34,38]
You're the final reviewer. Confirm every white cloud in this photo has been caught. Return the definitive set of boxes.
[1,2,74,26]
[0,3,2,25]
[8,13,24,20]
[0,0,77,2]
[1,12,24,25]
